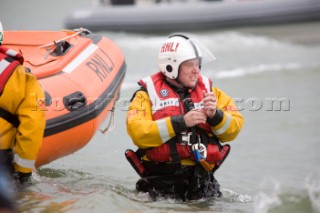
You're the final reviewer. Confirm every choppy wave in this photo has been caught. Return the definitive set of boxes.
[109,30,320,90]
[221,189,253,203]
[17,167,320,213]
[254,171,320,213]
[121,62,319,91]
[22,168,255,212]
[306,171,320,213]
[213,62,320,79]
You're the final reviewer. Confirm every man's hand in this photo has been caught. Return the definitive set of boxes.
[202,90,217,118]
[184,110,207,127]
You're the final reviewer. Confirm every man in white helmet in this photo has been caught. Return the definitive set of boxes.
[126,33,244,201]
[0,21,45,186]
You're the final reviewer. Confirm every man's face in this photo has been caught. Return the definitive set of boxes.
[178,58,200,87]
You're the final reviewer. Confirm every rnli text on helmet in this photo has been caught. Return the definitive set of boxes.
[160,42,180,53]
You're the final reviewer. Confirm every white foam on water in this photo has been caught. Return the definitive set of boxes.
[253,173,320,213]
[221,188,254,203]
[254,179,282,213]
[213,63,304,79]
[306,170,320,213]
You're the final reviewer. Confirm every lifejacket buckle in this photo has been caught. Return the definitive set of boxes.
[181,132,201,146]
[180,132,191,145]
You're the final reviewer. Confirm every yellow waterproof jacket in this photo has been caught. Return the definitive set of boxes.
[126,84,244,163]
[0,65,45,173]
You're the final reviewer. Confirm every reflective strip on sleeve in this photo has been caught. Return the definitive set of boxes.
[156,118,171,143]
[212,113,232,135]
[0,59,10,75]
[14,154,35,169]
[6,49,18,57]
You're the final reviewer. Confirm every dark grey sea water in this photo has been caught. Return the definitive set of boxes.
[1,1,320,213]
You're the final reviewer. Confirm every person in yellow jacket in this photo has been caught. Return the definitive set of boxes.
[0,22,45,185]
[126,33,244,201]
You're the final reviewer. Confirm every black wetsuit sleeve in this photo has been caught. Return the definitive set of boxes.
[206,108,224,126]
[171,115,187,135]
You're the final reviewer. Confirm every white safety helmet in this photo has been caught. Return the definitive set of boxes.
[0,21,3,45]
[158,33,216,79]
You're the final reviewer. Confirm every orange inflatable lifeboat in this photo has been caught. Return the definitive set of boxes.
[3,29,126,168]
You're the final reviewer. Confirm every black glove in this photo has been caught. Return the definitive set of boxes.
[13,172,32,185]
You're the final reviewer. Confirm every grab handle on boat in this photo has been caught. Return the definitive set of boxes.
[99,107,115,135]
[63,91,87,111]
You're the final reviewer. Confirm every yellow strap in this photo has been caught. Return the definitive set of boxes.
[200,159,215,172]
